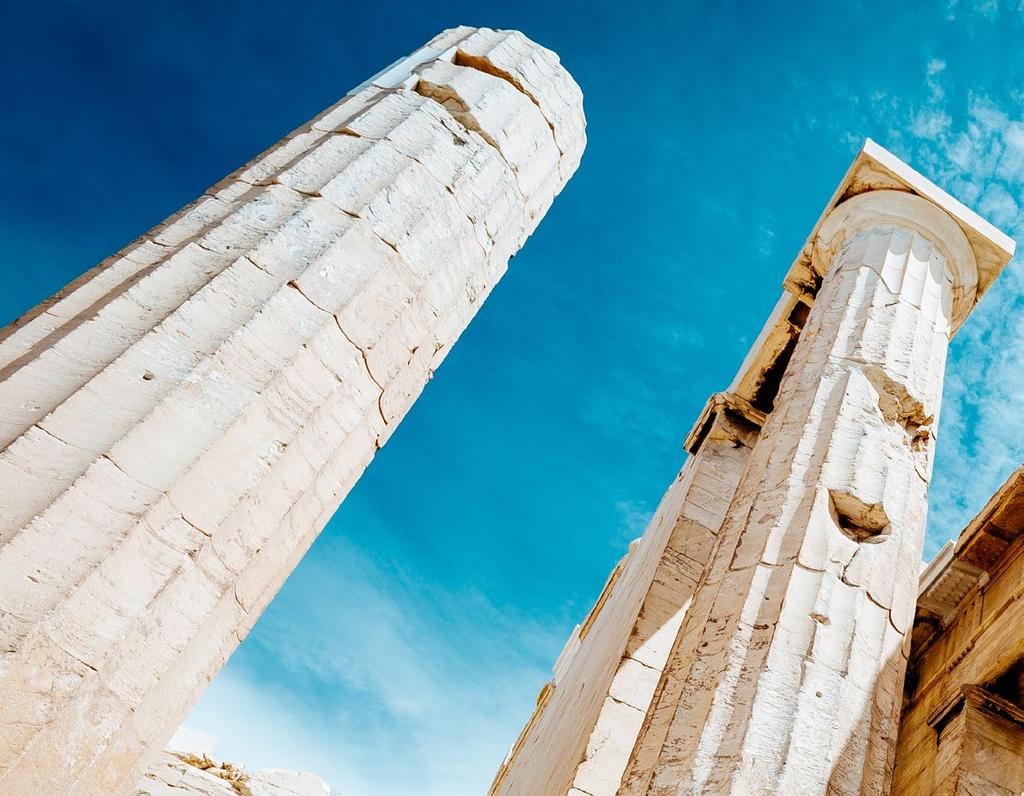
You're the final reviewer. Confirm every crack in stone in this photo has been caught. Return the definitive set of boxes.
[319,119,505,260]
[452,49,562,153]
[280,280,392,435]
[330,316,389,435]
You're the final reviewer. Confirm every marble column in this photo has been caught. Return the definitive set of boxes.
[623,190,982,794]
[491,397,762,796]
[0,26,585,795]
[567,398,763,796]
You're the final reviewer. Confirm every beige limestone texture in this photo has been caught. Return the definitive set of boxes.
[0,25,584,795]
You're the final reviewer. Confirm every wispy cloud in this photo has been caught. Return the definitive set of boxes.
[185,531,562,796]
[184,670,364,791]
[869,69,1024,556]
[910,108,952,140]
[945,0,1008,20]
[615,498,655,544]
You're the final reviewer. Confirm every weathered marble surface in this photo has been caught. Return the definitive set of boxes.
[624,191,976,795]
[0,25,584,795]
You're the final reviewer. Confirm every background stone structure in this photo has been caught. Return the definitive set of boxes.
[893,465,1024,794]
[492,142,1014,796]
[0,26,584,795]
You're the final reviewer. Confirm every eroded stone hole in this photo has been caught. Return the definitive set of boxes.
[829,489,890,544]
[902,415,932,452]
[414,78,502,153]
[863,366,933,452]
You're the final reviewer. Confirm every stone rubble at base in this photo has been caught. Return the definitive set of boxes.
[136,750,330,796]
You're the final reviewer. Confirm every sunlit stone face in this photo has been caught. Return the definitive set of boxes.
[0,26,584,796]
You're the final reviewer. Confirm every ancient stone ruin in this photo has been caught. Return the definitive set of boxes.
[2,20,1022,796]
[0,26,584,794]
[490,142,1022,795]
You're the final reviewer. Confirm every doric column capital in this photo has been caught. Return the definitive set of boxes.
[812,189,978,331]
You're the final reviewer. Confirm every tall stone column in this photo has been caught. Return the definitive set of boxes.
[0,26,584,795]
[566,398,763,796]
[491,397,763,796]
[622,190,981,794]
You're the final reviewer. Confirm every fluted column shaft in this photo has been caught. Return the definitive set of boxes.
[566,403,761,796]
[490,402,760,796]
[622,191,977,795]
[0,27,585,795]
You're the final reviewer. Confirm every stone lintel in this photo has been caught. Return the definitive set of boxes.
[683,390,765,455]
[928,684,1024,733]
[952,464,1024,563]
[724,140,1015,414]
[917,548,987,624]
[921,464,1024,590]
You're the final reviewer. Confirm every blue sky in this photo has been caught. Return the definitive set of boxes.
[4,2,1024,794]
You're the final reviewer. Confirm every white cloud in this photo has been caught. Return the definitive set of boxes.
[945,0,1006,19]
[615,498,654,543]
[183,533,561,796]
[910,108,952,140]
[758,219,777,258]
[879,77,1024,557]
